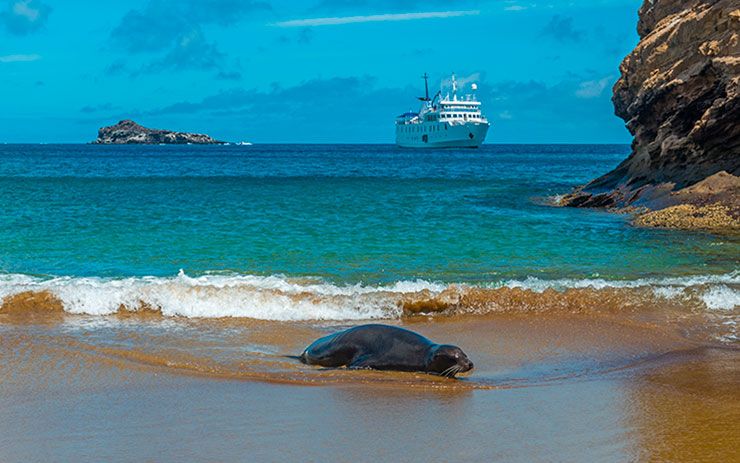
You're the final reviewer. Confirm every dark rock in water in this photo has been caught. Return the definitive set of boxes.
[560,0,739,216]
[94,120,225,145]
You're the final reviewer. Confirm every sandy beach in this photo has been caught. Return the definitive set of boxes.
[2,310,737,462]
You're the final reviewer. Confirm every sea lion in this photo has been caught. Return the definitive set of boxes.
[298,324,474,377]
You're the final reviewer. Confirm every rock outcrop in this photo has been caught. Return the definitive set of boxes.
[94,120,225,144]
[633,202,739,231]
[561,0,739,215]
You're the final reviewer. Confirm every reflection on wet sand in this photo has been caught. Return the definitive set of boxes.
[626,347,740,462]
[0,311,737,461]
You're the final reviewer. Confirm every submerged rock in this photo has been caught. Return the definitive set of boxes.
[94,120,225,145]
[560,0,739,231]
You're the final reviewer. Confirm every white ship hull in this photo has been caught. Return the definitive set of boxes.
[396,121,489,148]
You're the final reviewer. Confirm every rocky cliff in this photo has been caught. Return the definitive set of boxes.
[94,120,225,144]
[561,0,739,215]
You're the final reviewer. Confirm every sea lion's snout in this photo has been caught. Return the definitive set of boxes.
[456,355,474,374]
[429,344,474,377]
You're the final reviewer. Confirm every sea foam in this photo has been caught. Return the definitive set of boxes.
[0,270,737,320]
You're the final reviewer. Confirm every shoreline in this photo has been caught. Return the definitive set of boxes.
[558,171,740,234]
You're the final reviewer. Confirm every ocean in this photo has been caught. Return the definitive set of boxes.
[0,144,738,462]
[0,143,737,319]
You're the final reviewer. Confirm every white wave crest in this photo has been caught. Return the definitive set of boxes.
[700,285,740,311]
[502,272,740,310]
[0,271,444,321]
[502,271,740,292]
[0,270,737,320]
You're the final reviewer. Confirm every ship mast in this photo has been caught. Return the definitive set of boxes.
[418,72,430,102]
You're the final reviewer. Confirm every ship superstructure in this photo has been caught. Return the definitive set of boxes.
[395,73,489,148]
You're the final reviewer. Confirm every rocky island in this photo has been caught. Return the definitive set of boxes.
[560,0,739,232]
[94,120,225,145]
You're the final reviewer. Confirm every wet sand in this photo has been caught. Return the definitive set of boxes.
[0,313,738,462]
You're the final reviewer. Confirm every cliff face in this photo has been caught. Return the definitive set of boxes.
[563,0,739,208]
[94,120,225,145]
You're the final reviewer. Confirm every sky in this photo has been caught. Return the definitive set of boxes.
[0,0,642,143]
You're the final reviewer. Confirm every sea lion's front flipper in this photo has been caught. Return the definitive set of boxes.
[349,354,373,369]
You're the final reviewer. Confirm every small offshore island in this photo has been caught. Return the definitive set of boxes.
[93,119,225,145]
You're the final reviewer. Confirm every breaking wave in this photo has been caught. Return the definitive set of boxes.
[0,270,737,322]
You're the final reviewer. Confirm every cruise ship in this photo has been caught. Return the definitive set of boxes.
[395,73,489,148]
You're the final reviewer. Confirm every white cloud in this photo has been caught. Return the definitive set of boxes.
[13,1,41,21]
[274,10,479,28]
[575,77,612,99]
[0,53,41,63]
[504,5,527,11]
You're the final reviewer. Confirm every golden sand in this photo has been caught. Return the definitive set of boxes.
[1,312,736,461]
[0,290,64,315]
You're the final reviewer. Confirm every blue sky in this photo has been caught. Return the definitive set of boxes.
[0,0,641,143]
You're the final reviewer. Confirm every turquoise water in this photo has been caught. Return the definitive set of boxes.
[0,144,736,282]
[0,143,737,325]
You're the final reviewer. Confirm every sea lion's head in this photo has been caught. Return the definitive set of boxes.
[426,344,474,377]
